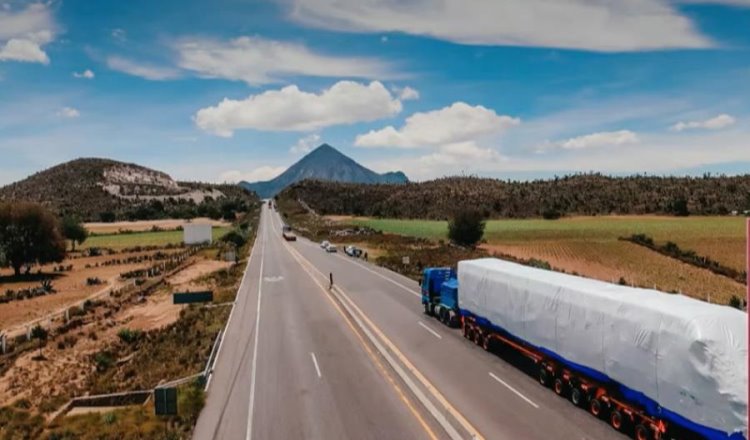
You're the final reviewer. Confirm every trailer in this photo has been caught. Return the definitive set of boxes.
[421,258,747,440]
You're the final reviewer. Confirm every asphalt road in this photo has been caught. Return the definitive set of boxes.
[193,205,438,440]
[194,204,625,440]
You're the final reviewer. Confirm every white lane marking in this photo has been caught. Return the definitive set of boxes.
[310,352,322,378]
[246,208,268,440]
[418,321,442,340]
[488,372,539,409]
[263,276,284,283]
[333,253,421,298]
[281,241,479,440]
[207,205,264,391]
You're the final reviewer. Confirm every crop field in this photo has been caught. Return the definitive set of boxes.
[83,227,231,249]
[345,215,747,303]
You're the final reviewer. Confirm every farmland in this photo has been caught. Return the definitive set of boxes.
[342,215,747,304]
[83,226,232,249]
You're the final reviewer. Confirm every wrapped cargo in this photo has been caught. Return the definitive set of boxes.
[458,258,747,439]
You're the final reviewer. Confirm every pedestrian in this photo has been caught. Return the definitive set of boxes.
[329,272,333,290]
[364,252,368,261]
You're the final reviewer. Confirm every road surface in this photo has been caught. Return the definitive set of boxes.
[194,204,624,439]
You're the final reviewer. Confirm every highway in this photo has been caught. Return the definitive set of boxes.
[194,203,624,439]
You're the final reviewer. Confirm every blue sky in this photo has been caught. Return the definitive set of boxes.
[0,0,749,184]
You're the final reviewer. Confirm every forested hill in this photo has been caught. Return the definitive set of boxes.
[0,158,257,221]
[280,174,750,219]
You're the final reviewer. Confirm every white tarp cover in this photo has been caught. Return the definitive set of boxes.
[458,258,747,437]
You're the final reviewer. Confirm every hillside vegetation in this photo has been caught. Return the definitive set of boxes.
[282,174,750,219]
[0,158,256,222]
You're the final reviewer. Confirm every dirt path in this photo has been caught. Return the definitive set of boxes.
[85,218,230,234]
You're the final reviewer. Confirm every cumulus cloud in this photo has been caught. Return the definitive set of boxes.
[220,166,286,183]
[195,80,403,137]
[73,69,95,79]
[670,114,736,132]
[287,0,712,52]
[355,102,519,148]
[106,56,180,80]
[57,107,80,118]
[393,86,419,101]
[0,4,55,64]
[549,130,640,150]
[291,134,321,154]
[175,36,397,85]
[111,28,126,42]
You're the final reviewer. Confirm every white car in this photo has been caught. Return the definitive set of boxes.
[320,240,330,249]
[325,244,338,253]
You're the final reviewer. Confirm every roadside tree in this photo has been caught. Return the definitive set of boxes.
[448,209,486,247]
[0,203,67,276]
[62,216,88,251]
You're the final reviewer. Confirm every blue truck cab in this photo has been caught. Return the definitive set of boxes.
[421,267,459,327]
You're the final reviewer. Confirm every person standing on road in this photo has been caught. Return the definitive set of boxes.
[329,272,333,290]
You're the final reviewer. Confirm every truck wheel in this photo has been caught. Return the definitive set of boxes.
[463,324,470,339]
[569,387,583,407]
[482,334,491,351]
[538,367,550,387]
[473,330,483,346]
[589,398,604,418]
[553,378,566,396]
[634,424,650,440]
[424,303,432,316]
[610,409,624,431]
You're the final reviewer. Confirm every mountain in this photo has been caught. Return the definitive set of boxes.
[240,144,408,198]
[0,158,256,221]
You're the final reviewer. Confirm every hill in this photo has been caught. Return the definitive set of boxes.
[240,143,407,198]
[0,158,257,221]
[280,174,750,219]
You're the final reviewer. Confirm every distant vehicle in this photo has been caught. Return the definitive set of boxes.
[345,245,362,257]
[282,224,292,233]
[320,240,330,249]
[325,244,338,253]
[282,231,296,241]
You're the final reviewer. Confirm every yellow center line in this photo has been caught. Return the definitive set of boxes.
[279,235,440,440]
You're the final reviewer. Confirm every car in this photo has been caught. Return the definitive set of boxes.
[345,245,362,257]
[320,240,330,249]
[282,231,297,241]
[325,244,338,253]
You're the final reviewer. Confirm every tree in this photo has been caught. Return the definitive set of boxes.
[0,203,67,276]
[448,209,486,247]
[221,230,247,248]
[31,325,48,359]
[62,217,88,251]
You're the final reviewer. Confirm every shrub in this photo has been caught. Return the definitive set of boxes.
[729,295,743,310]
[448,209,486,247]
[94,351,114,371]
[117,328,142,344]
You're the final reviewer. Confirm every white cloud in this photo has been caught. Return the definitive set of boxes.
[73,69,95,79]
[57,107,80,118]
[175,36,397,85]
[393,86,419,101]
[288,0,713,52]
[195,80,402,137]
[111,28,126,42]
[291,133,321,154]
[670,114,736,132]
[106,56,180,80]
[551,130,640,150]
[0,4,55,64]
[220,166,286,183]
[355,102,519,148]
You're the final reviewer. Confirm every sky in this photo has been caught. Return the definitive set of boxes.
[0,0,749,184]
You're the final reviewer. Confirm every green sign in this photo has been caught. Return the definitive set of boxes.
[173,291,213,304]
[154,387,177,416]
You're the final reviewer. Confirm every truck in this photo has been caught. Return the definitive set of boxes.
[421,258,747,440]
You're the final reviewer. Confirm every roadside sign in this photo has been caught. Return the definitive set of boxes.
[173,291,213,304]
[402,256,410,265]
[154,387,177,416]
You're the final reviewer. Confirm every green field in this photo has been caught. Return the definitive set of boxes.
[83,227,232,249]
[347,216,747,303]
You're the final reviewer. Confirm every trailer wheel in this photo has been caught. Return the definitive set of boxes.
[473,330,483,346]
[589,398,604,418]
[634,424,650,440]
[569,387,583,407]
[553,378,566,396]
[610,409,625,432]
[538,367,550,387]
[463,324,470,339]
[482,334,491,351]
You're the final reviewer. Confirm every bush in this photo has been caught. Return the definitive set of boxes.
[117,328,142,344]
[94,351,114,371]
[541,208,562,220]
[729,295,743,310]
[448,209,486,247]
